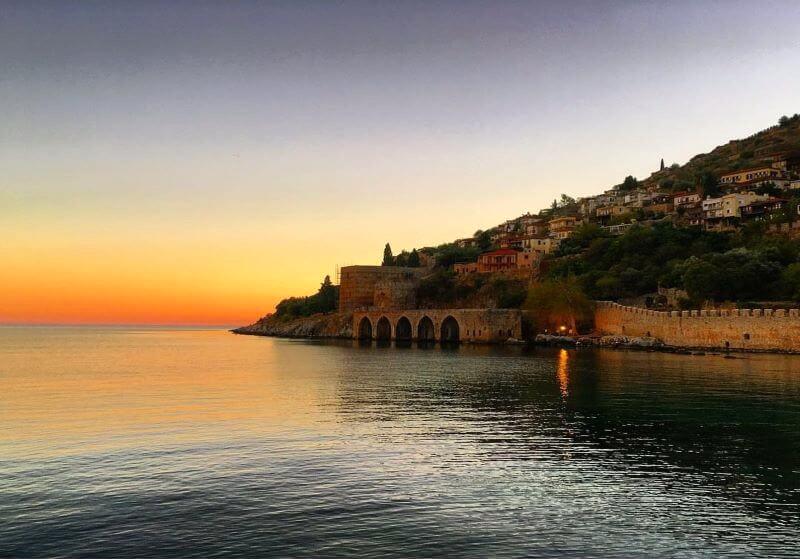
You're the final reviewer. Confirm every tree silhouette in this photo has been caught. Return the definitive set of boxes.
[382,243,393,266]
[408,249,420,267]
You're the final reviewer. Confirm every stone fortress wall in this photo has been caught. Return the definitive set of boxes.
[353,308,522,344]
[339,265,426,312]
[340,265,522,343]
[595,301,800,351]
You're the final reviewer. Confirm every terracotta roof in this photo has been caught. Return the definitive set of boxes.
[480,248,520,256]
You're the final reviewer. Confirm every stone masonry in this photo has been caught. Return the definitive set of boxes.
[352,308,522,344]
[339,265,426,312]
[595,301,800,351]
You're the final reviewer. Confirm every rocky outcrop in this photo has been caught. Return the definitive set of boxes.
[233,312,353,339]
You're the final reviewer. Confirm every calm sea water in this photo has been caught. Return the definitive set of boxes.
[1,327,800,557]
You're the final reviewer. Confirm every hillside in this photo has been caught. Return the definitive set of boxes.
[641,114,800,192]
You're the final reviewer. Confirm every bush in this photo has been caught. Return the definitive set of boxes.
[275,276,339,319]
[524,277,594,334]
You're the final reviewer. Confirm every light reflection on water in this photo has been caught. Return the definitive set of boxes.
[1,327,800,557]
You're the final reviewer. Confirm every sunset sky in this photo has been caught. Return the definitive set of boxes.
[3,0,800,325]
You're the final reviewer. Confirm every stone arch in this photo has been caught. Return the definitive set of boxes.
[440,316,460,343]
[395,316,412,341]
[417,316,435,342]
[357,316,373,340]
[376,316,392,340]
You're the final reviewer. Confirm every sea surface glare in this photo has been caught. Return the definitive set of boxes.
[1,327,800,557]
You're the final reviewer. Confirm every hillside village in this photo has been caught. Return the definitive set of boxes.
[242,114,800,346]
[436,115,800,278]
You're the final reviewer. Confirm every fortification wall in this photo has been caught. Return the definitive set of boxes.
[353,308,522,343]
[595,301,800,351]
[339,265,424,312]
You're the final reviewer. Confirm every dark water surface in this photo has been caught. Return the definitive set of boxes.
[2,327,800,557]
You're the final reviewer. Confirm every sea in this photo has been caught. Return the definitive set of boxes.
[1,326,799,557]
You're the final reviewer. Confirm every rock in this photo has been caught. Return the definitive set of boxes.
[627,336,665,348]
[535,334,577,346]
[597,335,665,349]
[233,312,353,339]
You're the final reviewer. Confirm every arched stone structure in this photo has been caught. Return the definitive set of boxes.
[352,308,521,344]
[395,316,412,341]
[376,316,392,340]
[417,316,435,342]
[357,316,372,339]
[441,316,460,342]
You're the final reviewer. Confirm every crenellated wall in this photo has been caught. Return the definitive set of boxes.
[594,301,800,351]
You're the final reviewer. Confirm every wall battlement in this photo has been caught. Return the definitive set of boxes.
[594,301,800,351]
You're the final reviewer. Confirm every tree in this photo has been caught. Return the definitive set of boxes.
[408,249,420,267]
[782,263,800,300]
[317,275,337,311]
[523,277,594,334]
[660,158,665,171]
[559,194,576,207]
[620,175,639,191]
[382,243,393,266]
[779,115,790,127]
[696,170,720,199]
[475,230,493,250]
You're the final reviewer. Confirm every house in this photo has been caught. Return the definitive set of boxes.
[515,249,540,270]
[477,248,520,273]
[524,220,548,236]
[719,167,783,186]
[740,198,787,222]
[454,262,478,275]
[455,237,476,248]
[520,235,558,255]
[490,230,509,243]
[595,205,629,224]
[644,193,673,215]
[577,196,602,216]
[703,192,769,230]
[621,190,654,208]
[682,202,705,228]
[519,213,542,229]
[547,216,579,240]
[673,192,701,208]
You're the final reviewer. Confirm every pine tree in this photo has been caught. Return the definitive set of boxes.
[382,243,393,266]
[660,158,665,171]
[408,249,420,267]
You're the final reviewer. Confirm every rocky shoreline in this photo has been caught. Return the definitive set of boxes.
[233,314,798,355]
[232,312,353,339]
[534,333,799,355]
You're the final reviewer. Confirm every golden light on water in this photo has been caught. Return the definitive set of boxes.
[557,348,569,399]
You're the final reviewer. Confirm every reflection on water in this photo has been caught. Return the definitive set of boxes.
[1,327,800,557]
[557,348,570,399]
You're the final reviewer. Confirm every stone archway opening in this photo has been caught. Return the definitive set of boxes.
[441,316,460,343]
[395,317,412,341]
[357,317,372,340]
[417,316,435,342]
[376,317,392,341]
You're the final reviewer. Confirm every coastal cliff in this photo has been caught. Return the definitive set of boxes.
[233,312,353,339]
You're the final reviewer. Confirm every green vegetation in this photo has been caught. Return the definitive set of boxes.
[416,269,526,309]
[382,243,393,266]
[546,222,800,307]
[523,277,594,333]
[641,114,800,193]
[274,275,338,319]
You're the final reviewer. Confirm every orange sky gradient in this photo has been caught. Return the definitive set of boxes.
[3,1,800,325]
